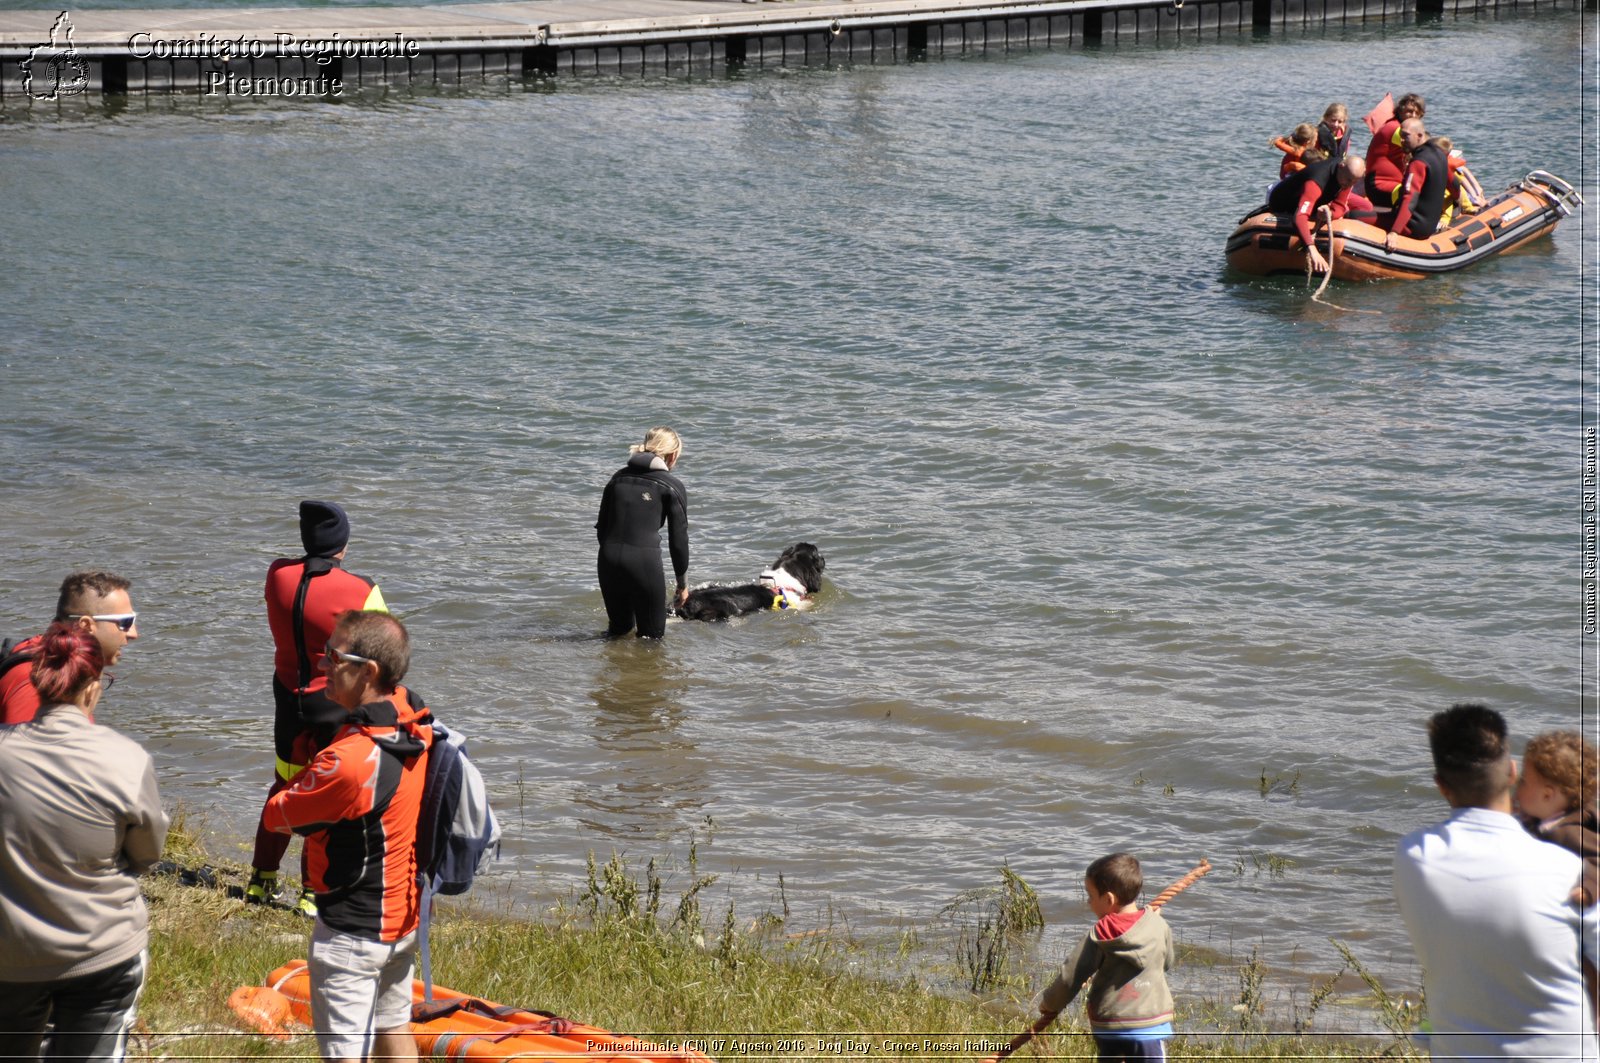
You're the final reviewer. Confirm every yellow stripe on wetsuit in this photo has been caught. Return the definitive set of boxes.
[275,582,386,784]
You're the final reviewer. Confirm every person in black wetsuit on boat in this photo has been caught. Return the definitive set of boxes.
[1382,118,1449,249]
[1267,154,1366,275]
[595,426,689,639]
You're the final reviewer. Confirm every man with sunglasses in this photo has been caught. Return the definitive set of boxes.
[0,571,139,726]
[263,610,430,1063]
[248,500,388,915]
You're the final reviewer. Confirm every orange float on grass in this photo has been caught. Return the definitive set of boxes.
[239,960,717,1062]
[225,985,295,1041]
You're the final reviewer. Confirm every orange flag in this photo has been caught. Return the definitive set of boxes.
[1363,93,1394,135]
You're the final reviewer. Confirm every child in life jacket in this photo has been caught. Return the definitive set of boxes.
[1316,103,1350,163]
[1270,123,1320,180]
[1430,135,1484,225]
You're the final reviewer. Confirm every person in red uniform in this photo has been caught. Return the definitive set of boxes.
[247,501,388,914]
[1384,119,1450,246]
[1266,154,1367,275]
[0,572,140,726]
[1364,92,1425,207]
[263,610,430,1063]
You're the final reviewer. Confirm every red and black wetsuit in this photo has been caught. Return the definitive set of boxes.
[0,635,44,725]
[263,687,431,941]
[595,452,689,639]
[1364,119,1406,205]
[253,556,387,872]
[1267,157,1353,250]
[1388,140,1450,239]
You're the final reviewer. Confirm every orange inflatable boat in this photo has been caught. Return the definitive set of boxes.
[1225,170,1582,282]
[237,959,717,1062]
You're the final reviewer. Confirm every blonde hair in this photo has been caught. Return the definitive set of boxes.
[629,426,682,460]
[1322,102,1348,124]
[1291,123,1318,148]
[1524,731,1598,811]
[1431,135,1453,153]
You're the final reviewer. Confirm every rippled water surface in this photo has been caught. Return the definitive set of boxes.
[1,8,1593,1021]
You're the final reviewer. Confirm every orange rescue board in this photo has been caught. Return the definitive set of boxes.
[254,959,717,1062]
[1224,170,1581,282]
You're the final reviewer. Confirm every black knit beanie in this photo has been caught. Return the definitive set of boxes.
[299,500,350,557]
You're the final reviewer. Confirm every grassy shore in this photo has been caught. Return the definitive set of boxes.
[133,823,1421,1062]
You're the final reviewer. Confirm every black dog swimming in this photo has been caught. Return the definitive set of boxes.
[676,543,826,622]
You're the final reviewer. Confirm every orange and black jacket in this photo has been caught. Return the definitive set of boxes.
[265,556,387,697]
[263,687,432,942]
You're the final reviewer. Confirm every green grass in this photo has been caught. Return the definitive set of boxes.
[132,821,1421,1062]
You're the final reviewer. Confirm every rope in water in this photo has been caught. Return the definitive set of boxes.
[1308,205,1380,314]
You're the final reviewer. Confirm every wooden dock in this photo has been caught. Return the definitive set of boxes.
[0,0,1578,97]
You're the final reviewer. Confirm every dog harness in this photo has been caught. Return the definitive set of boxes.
[759,568,809,610]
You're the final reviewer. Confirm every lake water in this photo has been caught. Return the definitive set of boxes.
[1,4,1592,1032]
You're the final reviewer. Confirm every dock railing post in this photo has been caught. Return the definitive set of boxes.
[317,52,345,88]
[522,45,558,77]
[101,56,128,94]
[907,21,928,57]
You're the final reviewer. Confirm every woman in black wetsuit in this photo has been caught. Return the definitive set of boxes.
[595,427,689,638]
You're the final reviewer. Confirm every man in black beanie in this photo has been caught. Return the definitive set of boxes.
[247,500,388,915]
[299,500,351,559]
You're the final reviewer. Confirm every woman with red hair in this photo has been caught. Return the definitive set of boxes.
[0,623,168,1063]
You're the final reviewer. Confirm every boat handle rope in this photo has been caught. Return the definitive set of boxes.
[1520,170,1584,218]
[412,995,572,1034]
[486,1020,578,1043]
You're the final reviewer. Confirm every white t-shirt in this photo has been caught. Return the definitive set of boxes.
[1394,806,1599,1062]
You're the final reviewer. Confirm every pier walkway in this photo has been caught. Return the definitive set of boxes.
[0,0,1577,96]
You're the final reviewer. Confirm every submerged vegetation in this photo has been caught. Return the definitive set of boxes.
[1258,769,1302,798]
[940,862,1045,993]
[133,819,1420,1061]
